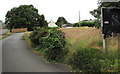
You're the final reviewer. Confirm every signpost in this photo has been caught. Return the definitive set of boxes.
[101,7,120,53]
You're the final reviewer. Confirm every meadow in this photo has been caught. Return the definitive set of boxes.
[60,27,118,52]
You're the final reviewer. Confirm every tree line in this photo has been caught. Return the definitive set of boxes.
[5,5,69,30]
[5,2,120,30]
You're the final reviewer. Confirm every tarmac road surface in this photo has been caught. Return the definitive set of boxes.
[2,33,71,72]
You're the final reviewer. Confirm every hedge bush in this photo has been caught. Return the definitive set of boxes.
[69,48,101,72]
[29,27,48,48]
[80,21,95,27]
[29,28,68,62]
[73,21,95,27]
[73,23,79,27]
[42,28,68,62]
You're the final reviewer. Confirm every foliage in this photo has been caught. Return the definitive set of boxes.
[73,21,95,27]
[94,19,101,28]
[29,27,68,62]
[69,47,119,72]
[73,23,79,27]
[80,21,95,27]
[100,51,119,72]
[90,1,120,28]
[42,28,68,62]
[56,17,68,27]
[29,27,48,48]
[5,5,48,31]
[69,48,101,72]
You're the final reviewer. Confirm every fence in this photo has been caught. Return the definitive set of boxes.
[11,28,27,33]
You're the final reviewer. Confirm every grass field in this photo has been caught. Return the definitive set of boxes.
[60,27,119,72]
[60,27,118,52]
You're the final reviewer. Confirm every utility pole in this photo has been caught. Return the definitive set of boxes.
[79,11,81,27]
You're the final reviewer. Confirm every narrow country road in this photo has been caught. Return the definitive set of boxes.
[2,33,71,72]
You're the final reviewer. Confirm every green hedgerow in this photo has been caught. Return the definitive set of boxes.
[69,47,101,72]
[29,27,48,48]
[42,28,68,62]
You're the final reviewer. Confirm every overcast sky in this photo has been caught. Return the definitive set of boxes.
[0,0,98,23]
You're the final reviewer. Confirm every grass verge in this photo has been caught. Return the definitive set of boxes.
[0,32,12,40]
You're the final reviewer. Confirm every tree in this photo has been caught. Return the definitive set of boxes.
[5,5,48,31]
[90,1,120,28]
[73,23,79,27]
[56,17,68,27]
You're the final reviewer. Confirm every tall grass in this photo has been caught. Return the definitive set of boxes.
[62,27,119,72]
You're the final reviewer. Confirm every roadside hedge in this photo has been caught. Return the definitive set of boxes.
[29,27,48,48]
[42,28,68,62]
[73,21,95,27]
[29,27,68,62]
[69,48,101,72]
[69,47,119,72]
[80,21,95,27]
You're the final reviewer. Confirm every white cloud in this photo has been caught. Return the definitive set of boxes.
[0,0,98,23]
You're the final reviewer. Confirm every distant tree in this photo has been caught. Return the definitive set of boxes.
[56,17,68,27]
[73,23,79,27]
[39,14,48,28]
[90,1,120,28]
[5,5,48,31]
